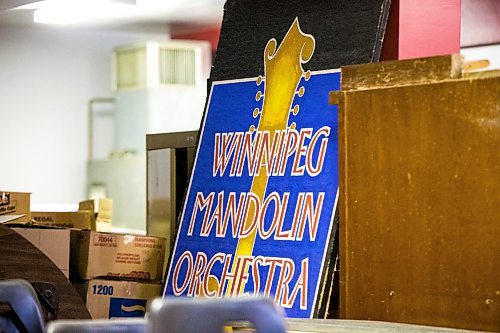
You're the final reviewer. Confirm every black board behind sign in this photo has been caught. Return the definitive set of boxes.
[211,0,391,81]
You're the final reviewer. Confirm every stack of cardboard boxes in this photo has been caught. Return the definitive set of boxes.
[71,230,166,318]
[1,190,167,319]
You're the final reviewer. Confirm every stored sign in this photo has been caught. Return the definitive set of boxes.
[164,18,340,318]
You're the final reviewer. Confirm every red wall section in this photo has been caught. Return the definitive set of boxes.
[382,0,461,60]
[380,0,400,60]
[172,27,221,52]
[399,0,461,59]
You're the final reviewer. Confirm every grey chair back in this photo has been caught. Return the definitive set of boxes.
[0,279,45,333]
[46,318,147,333]
[148,297,286,333]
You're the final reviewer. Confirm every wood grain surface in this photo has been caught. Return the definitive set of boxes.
[338,58,499,331]
[340,54,462,91]
[0,225,90,320]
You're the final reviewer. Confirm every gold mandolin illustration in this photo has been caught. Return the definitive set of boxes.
[222,17,316,296]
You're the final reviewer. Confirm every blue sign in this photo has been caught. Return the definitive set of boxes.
[164,18,340,318]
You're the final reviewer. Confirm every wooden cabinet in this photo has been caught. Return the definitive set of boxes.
[335,55,499,331]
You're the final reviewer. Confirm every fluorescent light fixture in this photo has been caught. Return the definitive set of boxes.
[33,0,136,25]
[12,1,47,10]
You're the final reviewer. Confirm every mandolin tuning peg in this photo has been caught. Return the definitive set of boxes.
[296,86,305,97]
[255,91,264,101]
[253,108,261,118]
[290,105,300,116]
[249,125,256,132]
[256,76,264,86]
[289,122,296,130]
[303,70,311,81]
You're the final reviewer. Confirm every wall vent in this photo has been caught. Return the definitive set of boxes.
[159,47,196,85]
[115,47,147,90]
[112,41,210,91]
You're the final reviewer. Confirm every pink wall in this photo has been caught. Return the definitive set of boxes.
[382,0,461,60]
[461,0,500,47]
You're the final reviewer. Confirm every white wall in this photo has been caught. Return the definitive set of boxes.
[0,25,168,208]
[461,44,500,71]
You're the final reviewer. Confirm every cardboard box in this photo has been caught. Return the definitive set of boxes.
[76,278,162,319]
[72,231,166,282]
[79,198,113,232]
[11,227,72,278]
[31,211,95,230]
[0,191,31,223]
